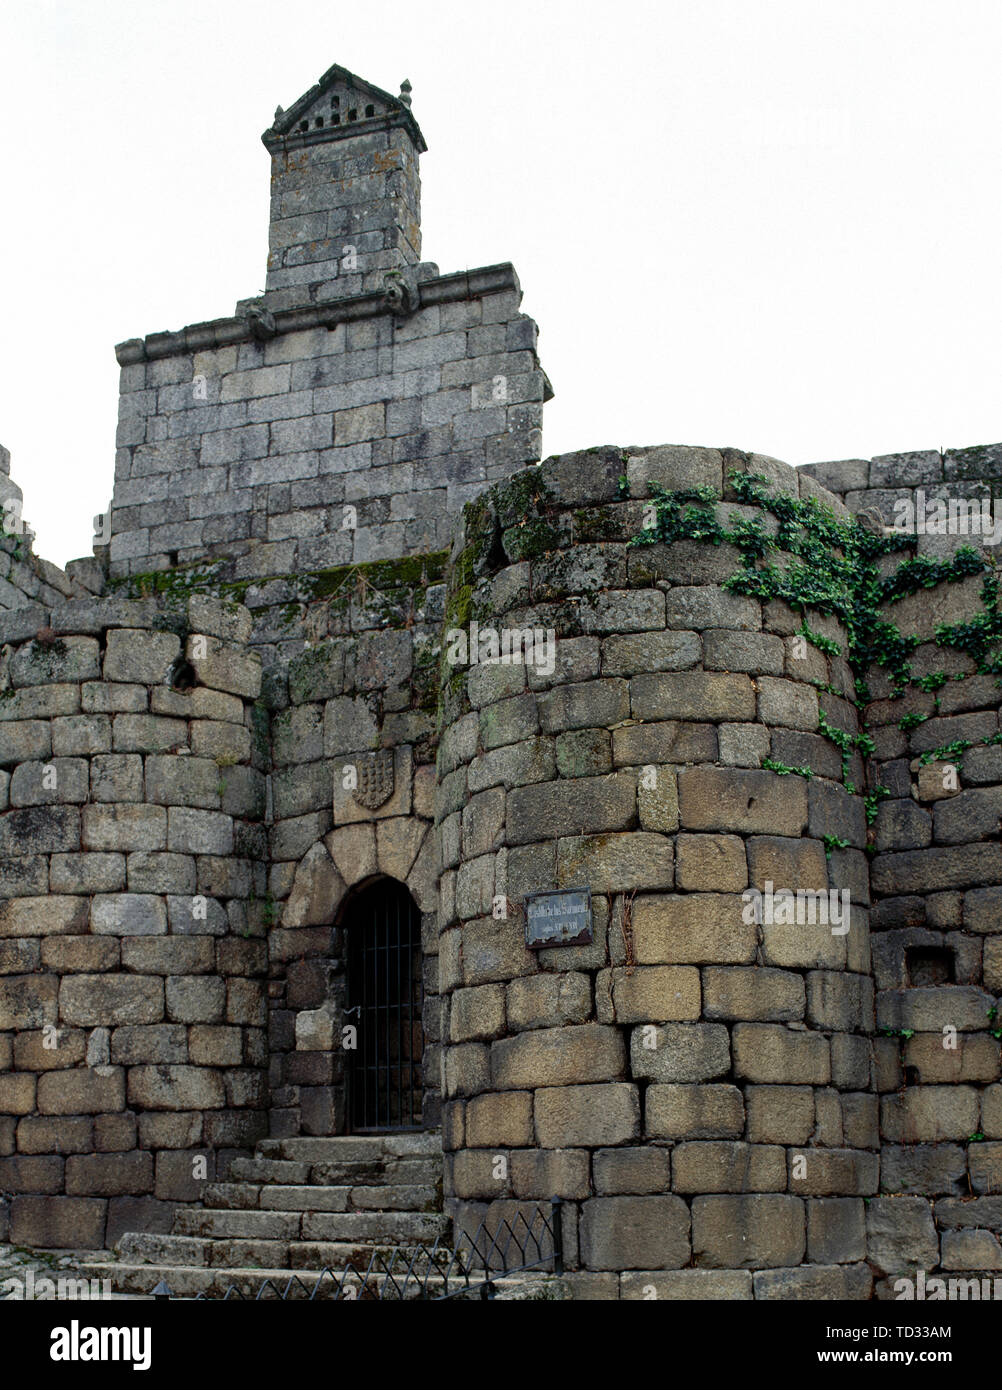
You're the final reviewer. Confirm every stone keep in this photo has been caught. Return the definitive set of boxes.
[1,62,1002,1299]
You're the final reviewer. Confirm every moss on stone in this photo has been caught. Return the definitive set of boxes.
[503,518,562,561]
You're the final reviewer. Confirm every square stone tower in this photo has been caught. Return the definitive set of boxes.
[261,63,427,310]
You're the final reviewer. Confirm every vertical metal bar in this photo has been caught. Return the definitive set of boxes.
[409,898,415,1125]
[551,1198,564,1275]
[366,900,374,1129]
[384,889,390,1127]
[396,886,402,1127]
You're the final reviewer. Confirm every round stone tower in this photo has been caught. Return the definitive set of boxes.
[435,444,877,1299]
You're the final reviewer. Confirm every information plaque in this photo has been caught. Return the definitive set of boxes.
[524,888,593,949]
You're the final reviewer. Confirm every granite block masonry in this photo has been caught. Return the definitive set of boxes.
[1,61,1002,1300]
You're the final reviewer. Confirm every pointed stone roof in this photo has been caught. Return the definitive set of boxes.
[262,63,427,153]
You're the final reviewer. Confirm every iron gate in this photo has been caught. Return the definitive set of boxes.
[345,879,424,1131]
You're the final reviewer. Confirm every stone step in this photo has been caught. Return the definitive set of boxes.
[118,1232,209,1267]
[202,1183,262,1210]
[175,1208,302,1241]
[114,1230,451,1273]
[81,1262,550,1301]
[228,1157,311,1185]
[199,1181,438,1213]
[300,1210,449,1243]
[308,1157,441,1186]
[347,1185,438,1212]
[260,1131,441,1163]
[173,1205,449,1244]
[286,1240,467,1272]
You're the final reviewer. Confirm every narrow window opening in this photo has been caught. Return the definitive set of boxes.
[299,121,309,132]
[365,104,375,117]
[348,108,357,121]
[167,550,179,566]
[315,117,324,128]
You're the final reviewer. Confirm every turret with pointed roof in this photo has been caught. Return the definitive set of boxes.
[261,63,427,310]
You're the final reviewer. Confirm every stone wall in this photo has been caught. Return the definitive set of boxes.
[435,447,878,1298]
[803,443,1002,559]
[108,270,547,584]
[260,562,444,1138]
[856,478,1002,1296]
[0,593,269,1249]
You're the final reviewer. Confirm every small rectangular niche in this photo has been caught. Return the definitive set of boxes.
[905,946,955,987]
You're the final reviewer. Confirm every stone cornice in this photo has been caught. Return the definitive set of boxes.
[115,264,523,366]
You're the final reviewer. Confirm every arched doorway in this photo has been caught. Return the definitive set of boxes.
[343,878,424,1131]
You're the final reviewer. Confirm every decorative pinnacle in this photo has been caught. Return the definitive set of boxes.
[273,105,284,122]
[399,79,412,108]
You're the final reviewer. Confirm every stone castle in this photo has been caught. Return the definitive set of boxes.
[1,62,1001,1300]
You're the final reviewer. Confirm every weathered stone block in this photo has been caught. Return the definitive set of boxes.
[579,1195,690,1271]
[534,1083,640,1148]
[0,974,58,1028]
[104,629,181,684]
[620,1269,753,1300]
[10,1196,106,1249]
[746,1086,815,1144]
[632,894,757,965]
[631,671,755,722]
[692,1194,805,1269]
[91,894,167,936]
[82,804,166,852]
[629,1022,730,1083]
[732,1023,830,1084]
[595,965,700,1023]
[702,966,805,1021]
[128,1065,226,1110]
[61,971,163,1025]
[491,1024,625,1089]
[753,1264,871,1300]
[465,1091,533,1148]
[646,1083,745,1140]
[672,1141,787,1193]
[65,1152,154,1197]
[675,834,746,892]
[36,1068,125,1115]
[450,984,506,1042]
[807,1198,866,1263]
[0,896,88,938]
[508,1148,591,1200]
[880,1086,980,1143]
[188,635,261,698]
[679,767,808,834]
[592,1145,671,1195]
[788,1148,879,1196]
[506,772,636,844]
[866,1196,939,1275]
[506,973,591,1031]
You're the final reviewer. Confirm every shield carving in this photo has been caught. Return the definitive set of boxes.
[352,750,395,812]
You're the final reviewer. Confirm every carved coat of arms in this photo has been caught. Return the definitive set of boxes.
[352,750,395,811]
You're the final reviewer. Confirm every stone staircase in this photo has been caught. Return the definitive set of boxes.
[84,1131,451,1298]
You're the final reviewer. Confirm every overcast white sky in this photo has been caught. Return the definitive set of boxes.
[2,1,1000,566]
